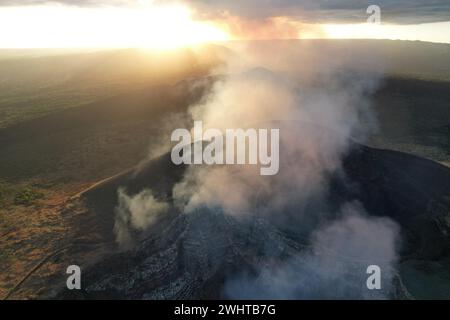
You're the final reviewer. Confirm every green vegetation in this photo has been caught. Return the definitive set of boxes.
[13,187,43,206]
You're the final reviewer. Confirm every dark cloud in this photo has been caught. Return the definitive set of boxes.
[1,0,449,24]
[181,0,450,24]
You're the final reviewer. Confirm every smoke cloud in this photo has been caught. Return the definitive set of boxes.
[112,42,400,298]
[114,188,169,249]
[213,15,324,41]
[173,44,380,217]
[224,202,400,299]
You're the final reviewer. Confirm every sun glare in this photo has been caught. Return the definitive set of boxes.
[0,4,230,49]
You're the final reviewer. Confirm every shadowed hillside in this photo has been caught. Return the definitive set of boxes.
[37,142,450,299]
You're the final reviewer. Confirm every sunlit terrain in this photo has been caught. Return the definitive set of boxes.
[0,0,450,304]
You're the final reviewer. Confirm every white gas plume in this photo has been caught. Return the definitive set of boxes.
[113,42,400,298]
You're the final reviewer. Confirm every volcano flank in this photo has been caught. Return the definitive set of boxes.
[49,136,450,299]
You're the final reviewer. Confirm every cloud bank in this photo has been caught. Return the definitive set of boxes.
[3,0,449,24]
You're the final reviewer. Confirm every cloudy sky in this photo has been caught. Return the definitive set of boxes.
[0,0,449,48]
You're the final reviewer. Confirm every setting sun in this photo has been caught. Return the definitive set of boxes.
[0,3,229,49]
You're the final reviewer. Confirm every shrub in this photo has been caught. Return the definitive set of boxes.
[14,188,43,206]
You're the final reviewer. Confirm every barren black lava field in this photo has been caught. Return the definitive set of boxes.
[1,40,450,300]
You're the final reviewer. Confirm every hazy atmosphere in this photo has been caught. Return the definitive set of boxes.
[0,0,449,304]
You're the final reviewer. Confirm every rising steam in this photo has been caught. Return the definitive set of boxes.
[113,42,400,298]
[114,188,169,249]
[225,201,400,299]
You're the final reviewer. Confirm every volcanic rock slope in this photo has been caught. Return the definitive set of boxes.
[53,143,450,299]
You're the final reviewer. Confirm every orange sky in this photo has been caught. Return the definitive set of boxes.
[0,3,448,48]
